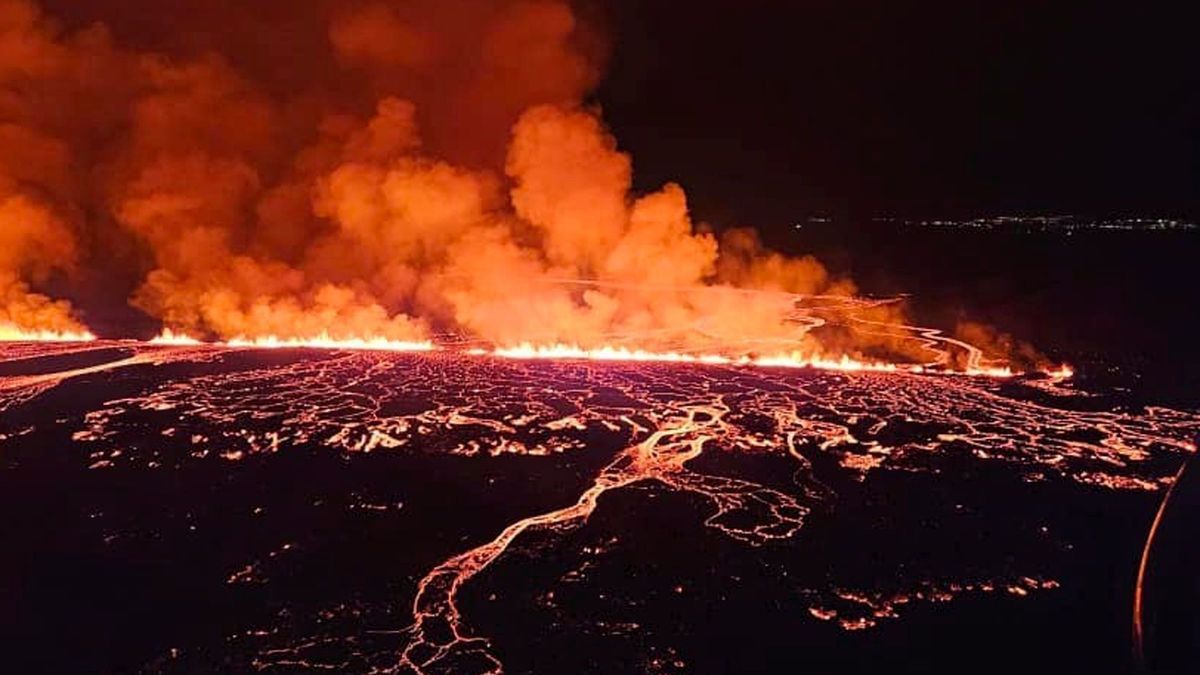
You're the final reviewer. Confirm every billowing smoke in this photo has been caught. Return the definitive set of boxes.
[0,0,873,356]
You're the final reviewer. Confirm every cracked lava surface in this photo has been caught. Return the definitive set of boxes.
[1,341,1197,673]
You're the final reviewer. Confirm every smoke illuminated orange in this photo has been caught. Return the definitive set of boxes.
[0,0,1069,383]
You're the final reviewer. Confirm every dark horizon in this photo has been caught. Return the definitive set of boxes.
[594,1,1200,230]
[36,1,1200,228]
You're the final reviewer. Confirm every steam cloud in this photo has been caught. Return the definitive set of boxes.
[0,0,903,358]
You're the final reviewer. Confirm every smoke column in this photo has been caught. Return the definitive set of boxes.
[0,0,1001,365]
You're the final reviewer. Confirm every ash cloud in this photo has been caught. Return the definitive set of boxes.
[0,0,871,355]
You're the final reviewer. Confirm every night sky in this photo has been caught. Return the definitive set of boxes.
[40,1,1200,228]
[595,1,1199,227]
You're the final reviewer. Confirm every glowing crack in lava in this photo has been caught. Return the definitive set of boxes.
[5,337,1191,673]
[399,400,814,673]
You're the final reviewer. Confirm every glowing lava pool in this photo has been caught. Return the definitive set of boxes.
[1,341,1196,673]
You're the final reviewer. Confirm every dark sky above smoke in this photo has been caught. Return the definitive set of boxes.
[41,0,1199,226]
[594,1,1200,225]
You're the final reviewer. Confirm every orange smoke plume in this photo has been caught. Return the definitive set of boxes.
[0,0,1052,373]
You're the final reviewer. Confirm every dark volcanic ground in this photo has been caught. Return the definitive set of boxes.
[1,342,1196,674]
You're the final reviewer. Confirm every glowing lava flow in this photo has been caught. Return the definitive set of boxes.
[1045,364,1075,380]
[149,329,204,346]
[0,324,96,342]
[494,343,920,374]
[83,287,1086,379]
[32,343,1195,671]
[149,330,436,352]
[143,333,1028,377]
[225,333,436,352]
[13,328,1067,380]
[398,399,814,674]
[487,343,1076,379]
[1,350,160,414]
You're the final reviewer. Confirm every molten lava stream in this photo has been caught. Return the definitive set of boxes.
[398,398,814,673]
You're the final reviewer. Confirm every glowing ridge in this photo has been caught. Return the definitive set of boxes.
[494,343,924,374]
[0,324,96,343]
[1045,364,1075,380]
[130,334,1067,379]
[149,329,204,346]
[224,333,435,352]
[962,365,1015,378]
[493,343,735,365]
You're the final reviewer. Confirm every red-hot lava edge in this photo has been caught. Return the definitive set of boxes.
[3,328,1070,380]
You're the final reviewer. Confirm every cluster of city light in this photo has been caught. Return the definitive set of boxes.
[873,215,1198,232]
